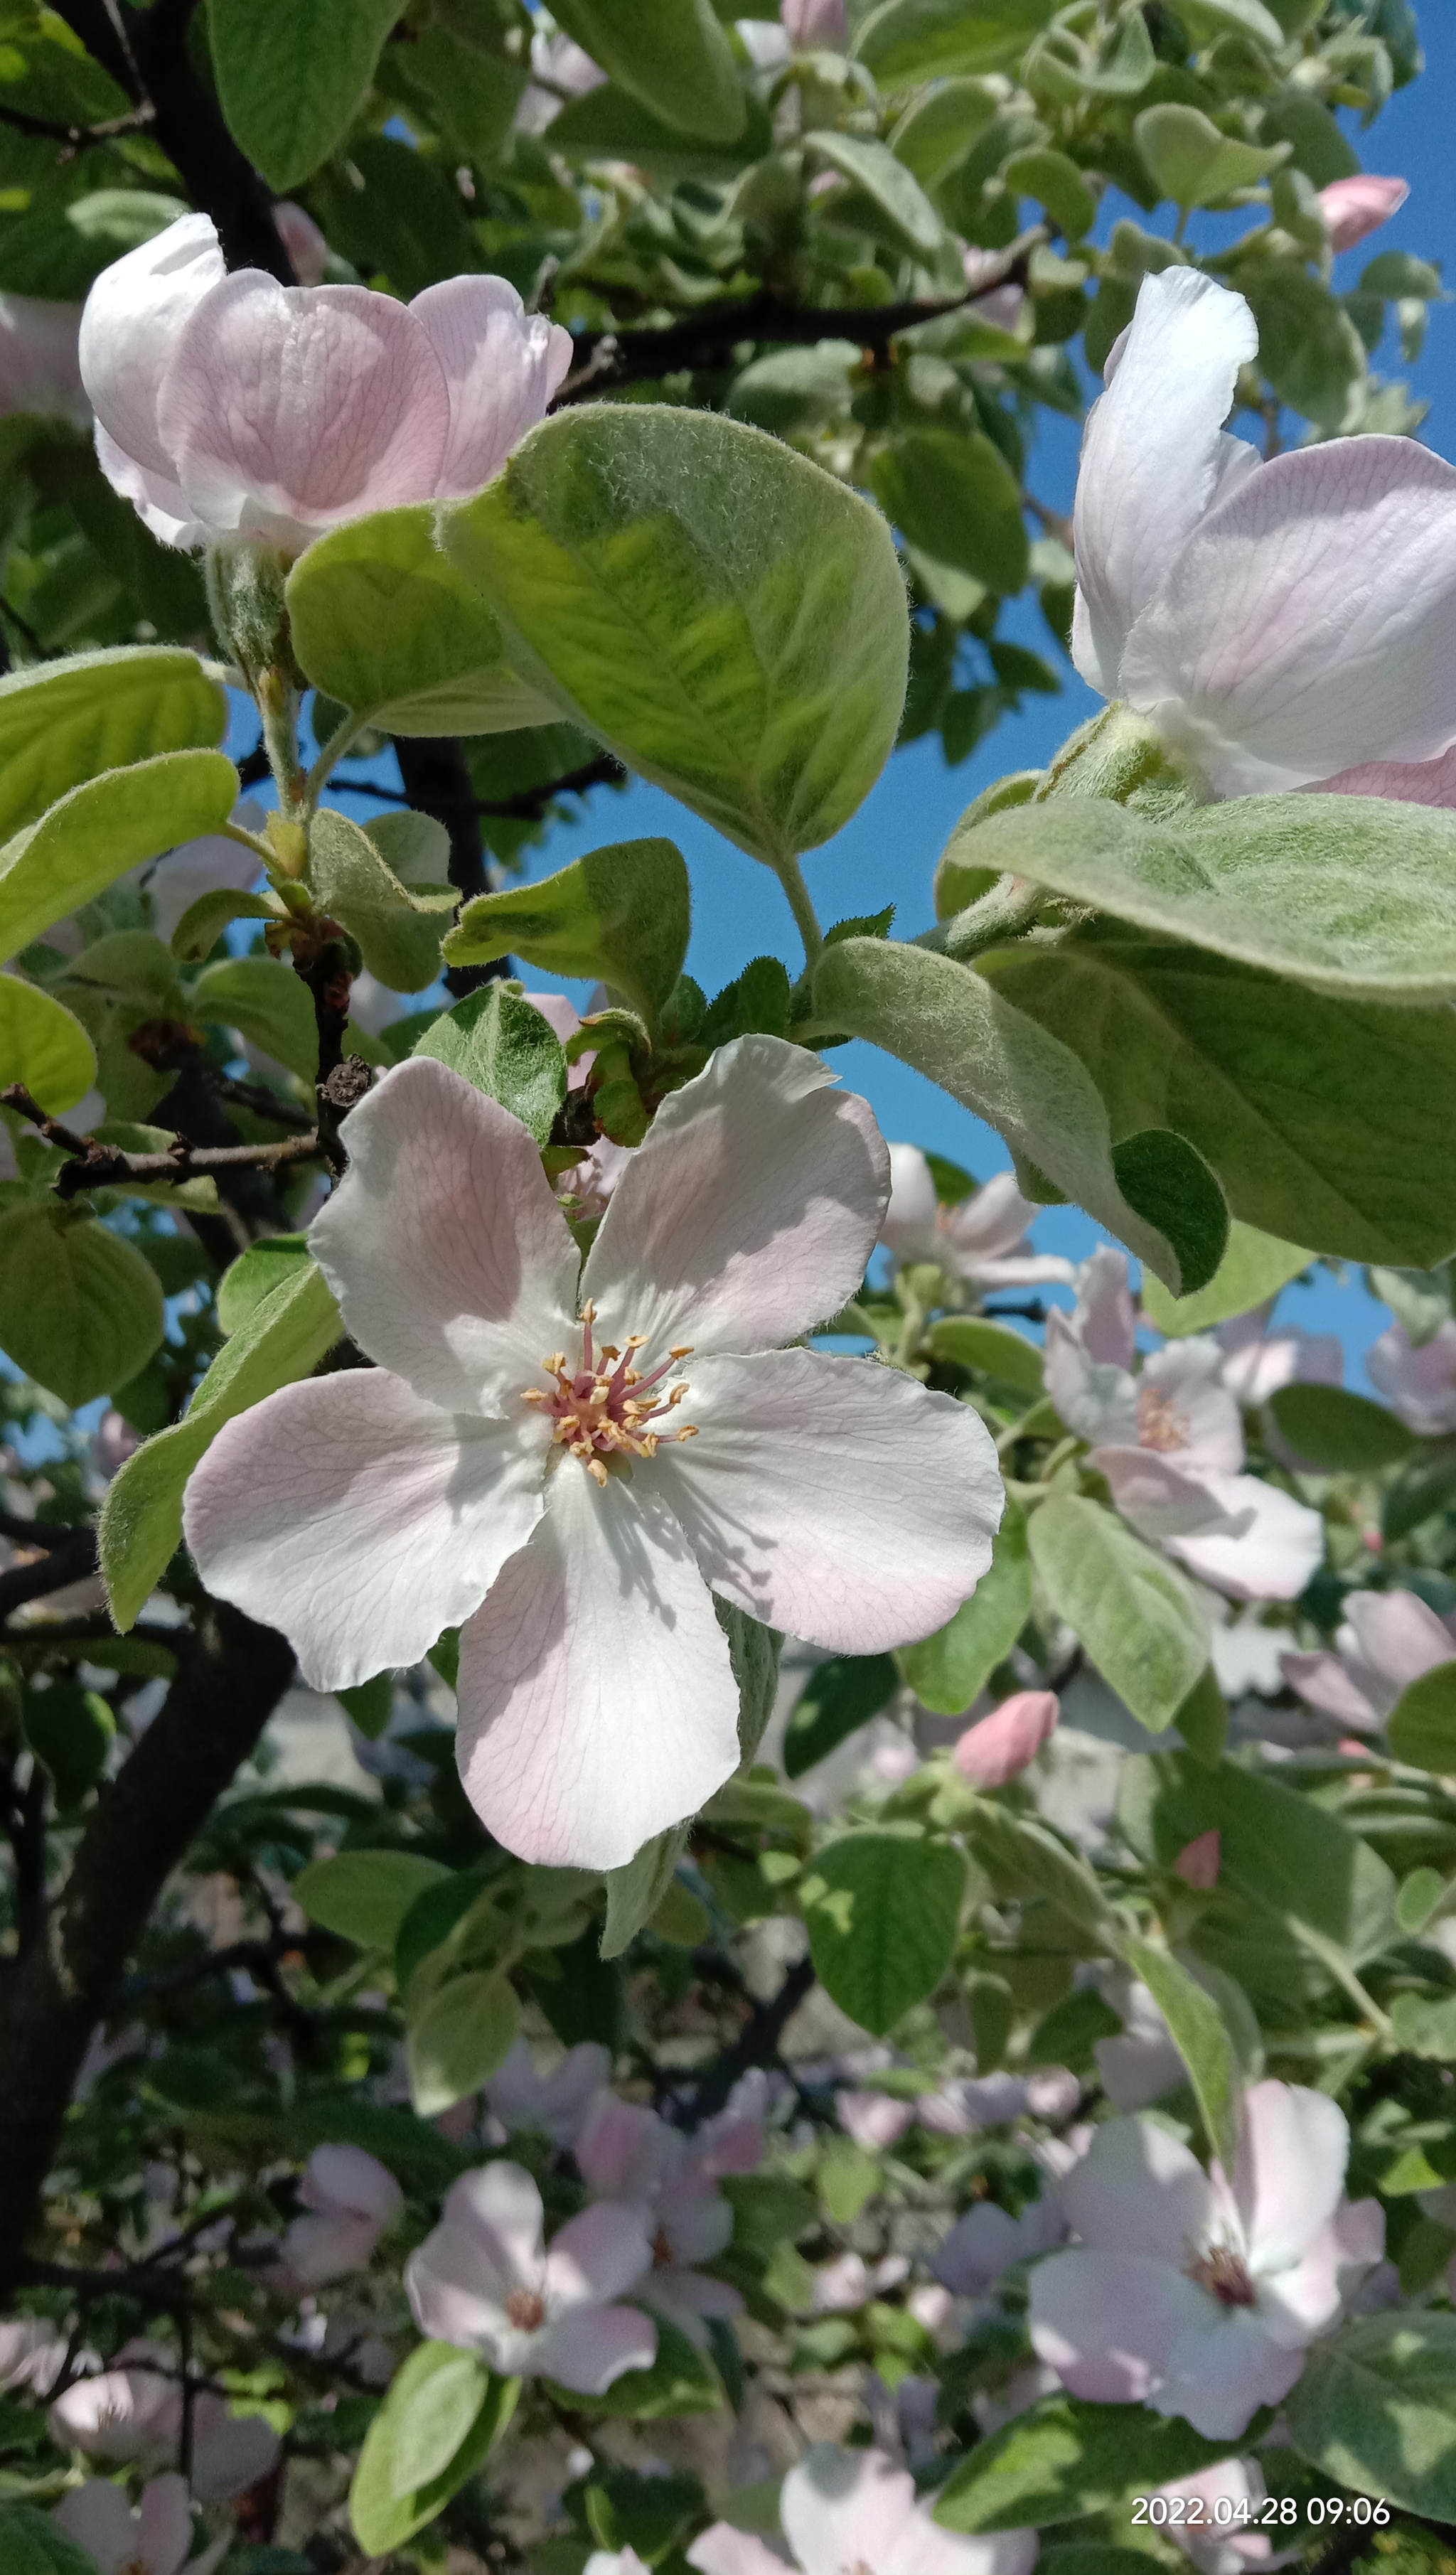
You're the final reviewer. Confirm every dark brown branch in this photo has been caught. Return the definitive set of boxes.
[0,96,155,151]
[0,1083,323,1197]
[344,750,627,824]
[673,1952,815,2131]
[200,1068,316,1134]
[0,1599,295,2298]
[393,735,498,1003]
[0,1528,98,1620]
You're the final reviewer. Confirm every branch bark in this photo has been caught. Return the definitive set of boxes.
[0,1600,295,2299]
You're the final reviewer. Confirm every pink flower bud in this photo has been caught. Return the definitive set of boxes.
[1172,1828,1221,1890]
[782,0,849,46]
[953,1690,1059,1789]
[272,200,330,289]
[1317,175,1409,255]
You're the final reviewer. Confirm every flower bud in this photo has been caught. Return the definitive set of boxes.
[783,0,849,45]
[1172,1827,1221,1890]
[1317,174,1409,255]
[953,1690,1059,1788]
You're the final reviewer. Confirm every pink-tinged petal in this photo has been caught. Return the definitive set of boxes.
[282,2211,381,2285]
[966,1251,1078,1288]
[953,1690,1059,1788]
[94,419,207,550]
[136,2472,195,2575]
[410,274,572,498]
[917,2074,1027,2135]
[456,1460,742,1869]
[1256,2223,1343,2346]
[783,0,850,44]
[582,1037,887,1360]
[183,1369,544,1691]
[535,2301,658,2394]
[1165,1469,1325,1602]
[1078,1243,1138,1366]
[660,2189,734,2265]
[936,2195,1064,2293]
[301,2142,403,2226]
[575,2093,670,2202]
[1318,174,1409,254]
[1343,1588,1456,1706]
[656,1347,1001,1654]
[1121,437,1456,794]
[1175,1828,1221,1890]
[190,2399,279,2502]
[78,210,223,475]
[273,200,330,287]
[1073,267,1259,699]
[1061,2113,1216,2260]
[1094,1445,1250,1540]
[941,1170,1043,1265]
[444,2161,545,2284]
[311,1058,581,1413]
[782,2446,920,2575]
[1136,1341,1245,1473]
[1045,1312,1138,1448]
[1368,1318,1456,1434]
[53,2479,139,2571]
[881,1142,940,1262]
[1031,2247,1206,2402]
[1279,1649,1381,1731]
[689,2528,793,2575]
[1322,742,1456,806]
[405,2222,512,2352]
[0,293,85,423]
[1158,2306,1306,2441]
[1217,1315,1340,1410]
[837,2089,915,2151]
[639,2265,742,2346]
[157,273,452,552]
[1233,2081,1348,2274]
[486,2038,611,2143]
[545,2200,654,2308]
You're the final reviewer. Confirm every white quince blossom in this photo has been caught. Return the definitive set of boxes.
[881,1146,1074,1289]
[279,2143,402,2287]
[405,2159,657,2394]
[1368,1317,1456,1433]
[185,1038,1003,1872]
[1029,2082,1383,2439]
[1282,1585,1456,1735]
[79,212,572,554]
[0,2316,70,2395]
[53,2473,225,2575]
[1071,266,1456,798]
[486,2038,613,2146]
[689,2443,1036,2575]
[50,2339,280,2501]
[1157,2457,1295,2575]
[1215,1305,1342,1410]
[574,2090,749,2348]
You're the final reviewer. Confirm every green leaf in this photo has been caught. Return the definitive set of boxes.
[959,1804,1115,1941]
[1175,0,1285,43]
[1268,1383,1415,1471]
[1388,1661,1456,1772]
[1285,2311,1456,2520]
[1118,1749,1396,1964]
[1003,147,1096,237]
[1244,263,1368,429]
[1030,1497,1209,1733]
[809,132,945,255]
[900,1495,1031,1716]
[934,2394,1248,2533]
[338,1673,395,1740]
[0,978,95,1114]
[23,1681,113,1810]
[0,1204,163,1406]
[1111,1130,1228,1297]
[350,2345,519,2555]
[1396,1865,1445,1935]
[551,0,745,141]
[799,1828,966,2034]
[1140,1219,1310,1337]
[100,1258,341,1629]
[547,78,769,181]
[855,0,1059,85]
[983,926,1456,1268]
[928,1318,1044,1396]
[0,2505,99,2575]
[721,1597,784,1770]
[169,887,280,964]
[869,429,1029,594]
[1385,1435,1456,1542]
[439,405,909,867]
[810,939,1192,1292]
[216,1234,311,1337]
[286,504,560,737]
[1123,1934,1238,2167]
[0,749,239,965]
[407,1971,521,2116]
[412,983,568,1147]
[190,955,386,1083]
[0,648,226,847]
[388,2350,492,2501]
[602,1824,691,1960]
[445,839,690,1028]
[309,807,456,993]
[210,0,404,190]
[956,793,1456,1004]
[294,1851,452,1950]
[1134,104,1288,208]
[783,1653,899,1778]
[561,2310,722,2419]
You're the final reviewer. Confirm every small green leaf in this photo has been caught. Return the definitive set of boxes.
[0,2505,100,2575]
[1003,146,1096,236]
[869,429,1029,594]
[388,2350,493,2502]
[23,1682,114,1810]
[0,750,239,965]
[809,132,945,255]
[0,977,95,1114]
[900,1496,1031,1716]
[1388,1661,1456,1774]
[1134,104,1288,208]
[934,2394,1249,2533]
[783,1654,899,1779]
[960,1804,1115,1942]
[1111,1129,1228,1298]
[294,1851,452,1950]
[1029,1497,1209,1734]
[210,0,404,190]
[1285,2311,1456,2520]
[928,1319,1044,1396]
[1268,1383,1415,1472]
[1396,1865,1445,1935]
[191,954,386,1083]
[552,0,745,141]
[445,839,691,1027]
[1245,264,1368,430]
[855,0,1059,85]
[216,1234,311,1337]
[800,1828,966,2034]
[602,1824,690,1960]
[1123,1934,1238,2168]
[412,983,568,1147]
[1175,0,1285,43]
[0,1204,164,1406]
[337,1673,395,1740]
[1141,1219,1310,1337]
[169,887,280,963]
[0,648,226,846]
[309,808,456,994]
[350,2346,519,2556]
[408,1971,521,2116]
[1118,1748,1396,1963]
[1385,1435,1456,1543]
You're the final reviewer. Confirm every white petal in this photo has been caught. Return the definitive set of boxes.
[94,420,208,550]
[655,1347,1002,1653]
[1235,2081,1349,2274]
[1279,1647,1381,1732]
[880,1142,940,1262]
[1121,435,1456,793]
[1094,1445,1251,1541]
[310,1057,582,1413]
[1061,2114,1219,2261]
[137,2473,195,2575]
[456,1460,742,1869]
[78,211,224,476]
[1071,267,1259,698]
[1164,1470,1325,1603]
[546,2200,654,2307]
[1367,1319,1456,1434]
[53,2479,138,2571]
[532,2304,659,2394]
[582,1036,887,1359]
[1157,2303,1305,2441]
[410,274,573,496]
[1045,1308,1138,1446]
[941,1169,1043,1264]
[183,1369,545,1689]
[1342,1587,1456,1707]
[1135,1339,1244,1472]
[1077,1243,1138,1367]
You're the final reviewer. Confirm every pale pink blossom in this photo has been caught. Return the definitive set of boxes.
[882,1147,1074,1289]
[1368,1317,1456,1433]
[953,1691,1059,1787]
[1029,2082,1382,2439]
[279,2142,402,2286]
[1071,267,1456,796]
[1094,1968,1186,2111]
[1215,1306,1340,1410]
[574,2092,744,2349]
[0,293,86,421]
[0,2316,69,2395]
[837,2089,915,2152]
[783,0,849,46]
[485,2039,611,2146]
[866,2367,940,2468]
[689,2443,1036,2575]
[185,1039,1004,1872]
[404,2158,657,2393]
[916,2073,1034,2136]
[1174,1829,1221,1890]
[935,2189,1066,2294]
[80,213,572,555]
[1156,2457,1293,2575]
[1317,175,1409,255]
[516,30,607,134]
[54,2473,225,2575]
[273,200,330,288]
[50,2340,279,2501]
[1282,1585,1456,1734]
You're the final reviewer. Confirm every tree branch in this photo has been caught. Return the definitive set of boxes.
[672,1952,815,2131]
[0,1599,295,2298]
[0,96,155,151]
[0,1083,323,1197]
[0,1529,99,1620]
[343,751,627,823]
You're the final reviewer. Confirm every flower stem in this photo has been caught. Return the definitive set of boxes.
[257,665,306,819]
[771,852,824,972]
[932,873,1047,963]
[304,707,369,815]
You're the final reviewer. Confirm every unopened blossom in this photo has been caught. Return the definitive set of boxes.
[1282,1585,1456,1735]
[0,293,86,422]
[954,1690,1060,1787]
[783,0,850,45]
[1093,1968,1187,2111]
[280,2143,402,2286]
[50,2340,280,2500]
[1157,2458,1292,2575]
[882,1147,1074,1289]
[186,1039,1003,1872]
[272,199,330,288]
[80,212,572,554]
[574,2092,745,2349]
[485,2039,612,2144]
[1317,174,1409,254]
[690,2443,1037,2575]
[1071,266,1456,796]
[405,2159,657,2394]
[935,2188,1066,2295]
[1174,1829,1221,1890]
[1368,1317,1456,1434]
[1029,2082,1383,2438]
[54,2473,223,2575]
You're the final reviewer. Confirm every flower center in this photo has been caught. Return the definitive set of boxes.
[1185,2241,1256,2308]
[505,2288,547,2332]
[1138,1386,1189,1453]
[523,1302,698,1488]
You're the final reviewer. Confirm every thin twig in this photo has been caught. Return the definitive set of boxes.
[671,1952,815,2131]
[1,1083,323,1197]
[0,1529,99,1621]
[340,750,627,821]
[0,97,155,151]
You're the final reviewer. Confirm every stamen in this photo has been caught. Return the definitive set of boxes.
[521,1312,700,1483]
